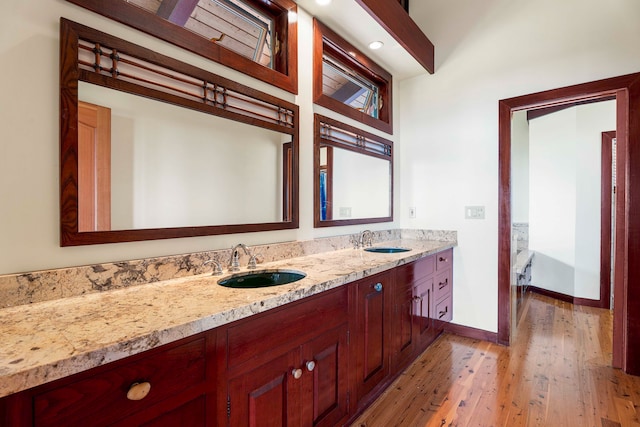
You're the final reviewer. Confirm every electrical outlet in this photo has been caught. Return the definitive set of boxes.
[409,207,416,218]
[465,205,485,219]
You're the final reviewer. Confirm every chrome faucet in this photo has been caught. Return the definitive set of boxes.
[229,243,258,271]
[359,230,374,248]
[204,259,223,276]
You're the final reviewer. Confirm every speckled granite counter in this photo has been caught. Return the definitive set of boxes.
[0,238,454,398]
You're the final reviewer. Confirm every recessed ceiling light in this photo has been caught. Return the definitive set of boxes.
[316,0,332,5]
[368,41,384,50]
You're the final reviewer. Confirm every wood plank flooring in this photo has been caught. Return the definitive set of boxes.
[352,292,640,427]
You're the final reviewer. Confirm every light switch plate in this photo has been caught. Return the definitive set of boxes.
[465,205,485,219]
[339,207,352,218]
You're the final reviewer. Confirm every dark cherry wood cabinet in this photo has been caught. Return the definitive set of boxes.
[0,250,453,427]
[433,249,454,332]
[392,251,454,372]
[1,331,217,427]
[350,270,393,408]
[221,286,349,427]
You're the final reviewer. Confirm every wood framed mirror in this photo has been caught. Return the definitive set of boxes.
[60,18,299,246]
[313,114,393,227]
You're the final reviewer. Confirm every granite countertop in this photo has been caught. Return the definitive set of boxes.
[514,250,535,275]
[0,239,454,398]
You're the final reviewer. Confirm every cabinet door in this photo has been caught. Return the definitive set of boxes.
[352,271,392,403]
[392,264,415,369]
[301,324,349,427]
[227,349,302,427]
[33,336,209,427]
[413,276,436,351]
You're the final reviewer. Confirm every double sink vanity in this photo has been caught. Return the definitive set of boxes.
[0,231,455,426]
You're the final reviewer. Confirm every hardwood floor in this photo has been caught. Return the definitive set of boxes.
[352,292,640,427]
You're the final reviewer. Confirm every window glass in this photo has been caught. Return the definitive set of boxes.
[128,0,276,69]
[313,19,392,134]
[322,55,380,119]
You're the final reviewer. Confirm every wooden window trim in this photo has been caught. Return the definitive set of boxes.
[65,0,298,94]
[313,19,393,134]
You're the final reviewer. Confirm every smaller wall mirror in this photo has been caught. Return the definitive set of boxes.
[314,114,393,227]
[313,19,393,134]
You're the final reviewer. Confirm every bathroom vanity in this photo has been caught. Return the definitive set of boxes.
[0,240,453,426]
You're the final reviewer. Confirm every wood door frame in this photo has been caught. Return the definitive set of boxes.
[498,72,640,375]
[598,131,616,309]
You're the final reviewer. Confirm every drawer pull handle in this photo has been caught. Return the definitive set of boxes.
[439,257,448,263]
[306,360,316,372]
[127,382,151,401]
[292,368,303,379]
[439,307,448,319]
[374,282,383,292]
[439,279,448,289]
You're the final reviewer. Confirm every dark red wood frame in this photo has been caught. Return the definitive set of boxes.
[60,19,299,246]
[355,0,434,74]
[596,131,616,310]
[64,0,299,94]
[498,72,640,375]
[313,19,393,135]
[313,114,393,228]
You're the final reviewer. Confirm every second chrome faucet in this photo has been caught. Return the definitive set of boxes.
[229,243,258,271]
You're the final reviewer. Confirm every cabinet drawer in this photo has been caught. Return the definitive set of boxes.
[34,337,207,427]
[435,296,453,323]
[436,249,453,271]
[227,287,348,370]
[434,270,452,302]
[397,255,434,287]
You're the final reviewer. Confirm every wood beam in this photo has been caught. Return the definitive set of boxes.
[354,0,434,74]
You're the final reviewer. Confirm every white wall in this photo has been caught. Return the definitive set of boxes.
[80,83,284,229]
[528,101,615,300]
[332,149,390,219]
[529,108,578,297]
[574,103,616,299]
[511,110,529,224]
[0,2,399,275]
[402,0,640,332]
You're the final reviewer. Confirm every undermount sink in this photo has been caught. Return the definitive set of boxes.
[364,247,412,254]
[218,270,306,289]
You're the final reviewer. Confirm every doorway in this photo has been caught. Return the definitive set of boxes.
[497,72,640,375]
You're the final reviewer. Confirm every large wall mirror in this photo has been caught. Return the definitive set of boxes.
[60,19,299,246]
[65,0,298,93]
[313,114,393,227]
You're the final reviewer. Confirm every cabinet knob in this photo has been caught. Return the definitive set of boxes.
[306,360,316,372]
[292,368,303,379]
[413,296,422,302]
[374,282,383,292]
[439,256,448,262]
[126,382,151,401]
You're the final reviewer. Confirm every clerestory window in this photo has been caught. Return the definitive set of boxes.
[66,0,298,93]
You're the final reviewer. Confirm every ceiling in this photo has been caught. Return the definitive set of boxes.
[294,0,427,80]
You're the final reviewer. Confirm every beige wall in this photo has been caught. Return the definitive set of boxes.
[0,2,399,275]
[401,0,640,332]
